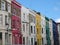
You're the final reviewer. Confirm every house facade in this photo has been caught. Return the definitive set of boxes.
[57,23,60,45]
[21,6,29,45]
[36,12,42,45]
[45,17,51,45]
[49,19,54,45]
[52,20,59,45]
[28,9,36,45]
[11,0,22,45]
[41,15,47,45]
[0,0,12,45]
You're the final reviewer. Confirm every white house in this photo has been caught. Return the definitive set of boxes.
[0,0,12,45]
[28,9,36,45]
[57,23,60,45]
[21,6,29,45]
[41,15,47,45]
[49,19,54,45]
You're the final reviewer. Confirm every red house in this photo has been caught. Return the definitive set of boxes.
[11,0,22,45]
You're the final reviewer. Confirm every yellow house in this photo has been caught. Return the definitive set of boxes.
[36,13,42,45]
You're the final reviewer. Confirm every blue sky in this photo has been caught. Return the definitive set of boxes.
[16,0,60,21]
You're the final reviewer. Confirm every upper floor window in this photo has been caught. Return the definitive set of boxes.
[12,8,16,15]
[23,13,25,21]
[33,17,35,23]
[37,28,38,34]
[34,26,35,34]
[7,3,11,12]
[31,26,33,33]
[5,15,8,25]
[42,28,43,33]
[58,24,60,32]
[37,20,38,24]
[0,14,3,25]
[1,0,5,11]
[23,24,25,32]
[12,20,15,28]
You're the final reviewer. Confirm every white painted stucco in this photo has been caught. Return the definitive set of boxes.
[41,15,47,45]
[21,6,29,45]
[0,0,12,45]
[28,9,36,45]
[49,19,54,45]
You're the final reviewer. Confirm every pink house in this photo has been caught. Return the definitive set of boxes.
[11,0,22,45]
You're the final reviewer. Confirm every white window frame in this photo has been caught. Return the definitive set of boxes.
[7,3,11,12]
[1,0,5,10]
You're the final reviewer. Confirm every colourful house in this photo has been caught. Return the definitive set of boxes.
[36,12,42,45]
[52,20,59,45]
[45,17,51,45]
[11,0,22,45]
[57,23,60,45]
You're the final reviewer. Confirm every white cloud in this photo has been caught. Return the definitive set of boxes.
[56,18,60,22]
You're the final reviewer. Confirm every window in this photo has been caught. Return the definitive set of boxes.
[31,38,33,45]
[42,38,43,45]
[13,8,16,15]
[23,37,25,45]
[0,14,2,25]
[12,20,15,28]
[37,28,38,34]
[23,24,25,32]
[0,0,1,10]
[31,26,33,33]
[1,0,5,10]
[58,24,60,32]
[7,3,11,12]
[37,39,39,45]
[23,13,25,21]
[5,1,7,11]
[5,15,8,25]
[50,32,51,36]
[33,17,35,23]
[34,26,35,34]
[37,20,38,24]
[23,13,25,18]
[42,28,43,33]
[0,33,2,45]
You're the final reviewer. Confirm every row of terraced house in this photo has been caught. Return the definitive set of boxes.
[0,0,60,45]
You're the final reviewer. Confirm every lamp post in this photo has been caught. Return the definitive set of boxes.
[6,23,9,45]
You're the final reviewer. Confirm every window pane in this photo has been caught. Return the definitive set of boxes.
[31,26,33,33]
[12,20,15,28]
[34,26,35,34]
[23,37,25,45]
[0,14,2,25]
[42,28,43,33]
[5,15,7,25]
[12,9,16,15]
[31,38,33,45]
[7,3,11,12]
[1,1,5,10]
[23,24,25,32]
[37,28,38,34]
